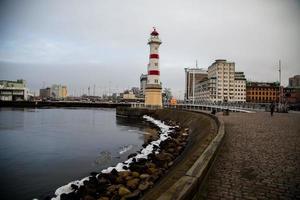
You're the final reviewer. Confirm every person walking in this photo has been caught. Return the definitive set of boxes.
[270,102,275,116]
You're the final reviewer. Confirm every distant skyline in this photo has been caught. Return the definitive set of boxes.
[0,0,299,98]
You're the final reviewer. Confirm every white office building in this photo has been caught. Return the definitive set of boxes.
[194,59,246,103]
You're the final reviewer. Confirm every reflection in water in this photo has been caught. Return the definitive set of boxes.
[95,151,112,165]
[116,116,159,143]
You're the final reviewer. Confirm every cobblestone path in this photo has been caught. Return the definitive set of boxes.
[203,112,300,200]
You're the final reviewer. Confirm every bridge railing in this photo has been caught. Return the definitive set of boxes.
[130,102,162,110]
[164,102,261,113]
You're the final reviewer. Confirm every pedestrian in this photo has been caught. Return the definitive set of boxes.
[270,102,275,116]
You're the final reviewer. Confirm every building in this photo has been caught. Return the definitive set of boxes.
[284,87,300,104]
[0,79,30,101]
[40,84,67,99]
[40,87,51,98]
[234,72,247,102]
[284,75,300,108]
[289,75,300,87]
[194,77,210,102]
[246,82,280,103]
[144,28,163,107]
[140,74,147,95]
[184,68,208,101]
[122,90,136,100]
[193,59,246,103]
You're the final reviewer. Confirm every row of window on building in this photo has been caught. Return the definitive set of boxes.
[185,60,300,104]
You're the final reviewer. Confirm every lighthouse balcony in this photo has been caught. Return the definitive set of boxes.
[148,38,162,44]
[145,84,162,89]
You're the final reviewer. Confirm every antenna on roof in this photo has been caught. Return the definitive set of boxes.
[196,60,198,68]
[278,60,281,86]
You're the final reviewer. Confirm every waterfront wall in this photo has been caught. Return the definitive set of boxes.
[116,107,224,200]
[155,110,225,200]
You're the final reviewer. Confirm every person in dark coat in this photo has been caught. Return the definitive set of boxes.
[270,102,275,116]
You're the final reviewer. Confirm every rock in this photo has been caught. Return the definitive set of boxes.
[137,158,147,165]
[118,186,131,196]
[106,184,121,196]
[123,189,141,200]
[177,146,183,152]
[98,197,109,200]
[131,172,140,178]
[126,178,140,190]
[129,163,145,173]
[98,177,109,184]
[146,163,156,169]
[139,174,150,180]
[155,152,173,162]
[146,167,157,175]
[125,176,133,181]
[138,181,151,191]
[127,153,137,159]
[119,171,130,178]
[111,168,119,176]
[167,148,175,153]
[116,176,125,184]
[71,184,79,190]
[90,172,98,177]
[83,195,96,200]
[181,142,187,146]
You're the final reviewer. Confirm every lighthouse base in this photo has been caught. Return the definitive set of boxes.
[145,86,162,108]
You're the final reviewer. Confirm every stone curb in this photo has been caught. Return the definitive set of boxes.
[157,111,225,200]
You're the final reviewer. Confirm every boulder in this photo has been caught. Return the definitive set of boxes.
[168,161,174,167]
[106,184,121,195]
[126,178,140,190]
[138,181,151,191]
[131,172,140,178]
[139,174,150,180]
[98,197,109,200]
[118,186,131,197]
[83,195,96,200]
[127,153,137,159]
[167,148,175,153]
[119,171,130,178]
[123,189,141,200]
[146,167,157,175]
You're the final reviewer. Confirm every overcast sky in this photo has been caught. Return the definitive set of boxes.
[0,0,299,98]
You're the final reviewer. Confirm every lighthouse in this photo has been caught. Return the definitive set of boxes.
[145,27,162,108]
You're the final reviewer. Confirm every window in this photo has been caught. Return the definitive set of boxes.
[155,79,158,83]
[155,63,158,66]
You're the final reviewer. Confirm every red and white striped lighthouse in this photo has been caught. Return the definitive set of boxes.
[145,27,163,107]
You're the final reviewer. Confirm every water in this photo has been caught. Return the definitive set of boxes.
[0,107,155,200]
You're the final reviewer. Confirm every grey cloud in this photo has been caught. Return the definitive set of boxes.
[0,0,299,96]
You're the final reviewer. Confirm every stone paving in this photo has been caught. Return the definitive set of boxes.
[203,112,300,200]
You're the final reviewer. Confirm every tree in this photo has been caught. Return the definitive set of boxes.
[163,88,173,103]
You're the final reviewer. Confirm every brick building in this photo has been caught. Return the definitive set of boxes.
[246,82,280,103]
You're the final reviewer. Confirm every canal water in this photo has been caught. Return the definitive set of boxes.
[0,108,155,200]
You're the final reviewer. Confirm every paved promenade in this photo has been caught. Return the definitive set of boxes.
[203,112,300,200]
